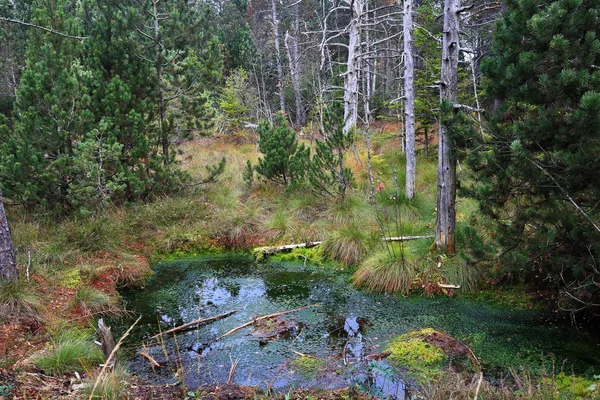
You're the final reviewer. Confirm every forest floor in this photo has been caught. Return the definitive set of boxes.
[0,124,593,399]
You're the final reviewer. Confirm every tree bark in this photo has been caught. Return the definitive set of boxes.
[435,0,460,254]
[270,0,286,113]
[404,0,416,200]
[0,189,17,283]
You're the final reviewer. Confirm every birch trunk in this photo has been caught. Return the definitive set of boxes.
[0,189,17,283]
[404,0,416,200]
[270,0,286,113]
[435,0,460,254]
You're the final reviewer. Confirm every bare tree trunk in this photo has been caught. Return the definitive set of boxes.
[289,2,304,126]
[404,0,416,200]
[435,0,460,254]
[0,189,17,283]
[270,0,286,113]
[343,0,363,135]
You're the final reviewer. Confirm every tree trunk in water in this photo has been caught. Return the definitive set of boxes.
[0,189,17,283]
[271,0,286,114]
[435,0,460,254]
[404,0,416,200]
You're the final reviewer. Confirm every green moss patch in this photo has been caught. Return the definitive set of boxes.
[385,328,474,383]
[291,356,326,378]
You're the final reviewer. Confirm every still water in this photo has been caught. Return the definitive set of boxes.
[115,254,599,394]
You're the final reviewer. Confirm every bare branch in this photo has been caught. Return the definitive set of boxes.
[0,17,87,39]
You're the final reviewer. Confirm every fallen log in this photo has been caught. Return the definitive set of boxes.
[252,242,323,259]
[253,235,433,259]
[215,304,318,342]
[382,235,434,242]
[438,283,461,289]
[149,309,239,340]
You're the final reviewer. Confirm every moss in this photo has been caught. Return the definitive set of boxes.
[386,329,447,383]
[545,372,599,399]
[464,285,541,311]
[291,356,326,378]
[59,268,82,289]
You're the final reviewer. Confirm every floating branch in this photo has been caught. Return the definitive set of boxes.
[215,304,319,342]
[149,309,239,340]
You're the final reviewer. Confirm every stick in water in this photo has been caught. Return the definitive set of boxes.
[215,304,318,341]
[149,309,239,340]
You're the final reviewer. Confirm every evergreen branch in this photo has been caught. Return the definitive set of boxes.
[529,159,600,236]
[0,17,87,40]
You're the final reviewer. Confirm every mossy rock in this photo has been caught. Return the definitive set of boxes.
[386,328,472,383]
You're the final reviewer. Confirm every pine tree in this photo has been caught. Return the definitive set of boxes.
[0,0,87,210]
[309,101,354,198]
[474,0,600,307]
[254,113,309,186]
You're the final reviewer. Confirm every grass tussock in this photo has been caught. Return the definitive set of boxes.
[322,223,378,267]
[69,286,113,315]
[35,327,103,375]
[353,245,417,294]
[0,278,44,323]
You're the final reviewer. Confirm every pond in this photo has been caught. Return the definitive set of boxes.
[114,254,600,396]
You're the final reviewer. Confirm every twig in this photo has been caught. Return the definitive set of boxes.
[140,350,161,368]
[227,357,240,384]
[215,304,318,341]
[291,349,313,358]
[149,310,239,340]
[88,316,141,400]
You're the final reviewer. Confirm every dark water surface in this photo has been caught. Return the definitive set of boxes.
[114,254,600,394]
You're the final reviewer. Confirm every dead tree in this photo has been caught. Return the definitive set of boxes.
[403,0,416,200]
[0,189,17,283]
[435,0,460,253]
[285,1,304,126]
[270,0,286,113]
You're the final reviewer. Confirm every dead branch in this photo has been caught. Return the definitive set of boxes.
[0,17,87,39]
[149,309,239,340]
[140,350,161,367]
[215,304,318,342]
[89,317,141,400]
